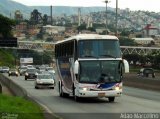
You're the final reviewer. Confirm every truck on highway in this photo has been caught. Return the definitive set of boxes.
[55,34,129,102]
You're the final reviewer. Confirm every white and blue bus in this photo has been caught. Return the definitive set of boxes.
[55,34,129,102]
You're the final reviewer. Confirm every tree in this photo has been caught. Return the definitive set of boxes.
[119,37,138,46]
[0,14,16,37]
[77,24,87,31]
[120,30,130,37]
[87,27,96,32]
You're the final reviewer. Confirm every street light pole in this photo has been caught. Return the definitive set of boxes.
[105,0,108,32]
[116,0,118,36]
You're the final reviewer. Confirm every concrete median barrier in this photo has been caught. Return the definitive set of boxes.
[0,74,27,97]
[123,73,160,92]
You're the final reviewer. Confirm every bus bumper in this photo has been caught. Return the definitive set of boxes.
[77,90,122,98]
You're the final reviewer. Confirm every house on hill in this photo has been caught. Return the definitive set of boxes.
[143,24,159,37]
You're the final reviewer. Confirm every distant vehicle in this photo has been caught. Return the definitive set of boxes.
[38,66,46,72]
[46,67,55,74]
[8,69,19,77]
[55,34,129,102]
[1,66,9,73]
[35,73,55,89]
[19,66,27,76]
[137,68,155,78]
[25,68,38,80]
[0,67,3,73]
[27,65,34,69]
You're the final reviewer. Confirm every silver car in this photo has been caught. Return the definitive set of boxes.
[35,73,55,89]
[19,66,27,76]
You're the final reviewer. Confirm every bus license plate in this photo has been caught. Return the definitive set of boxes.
[98,93,105,97]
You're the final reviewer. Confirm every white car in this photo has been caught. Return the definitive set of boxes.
[19,66,27,76]
[1,66,10,73]
[35,73,55,89]
[46,67,55,74]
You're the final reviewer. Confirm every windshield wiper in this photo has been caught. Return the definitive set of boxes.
[98,74,119,83]
[83,55,97,58]
[100,54,116,58]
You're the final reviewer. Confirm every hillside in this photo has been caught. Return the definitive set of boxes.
[0,49,15,67]
[0,0,31,18]
[0,0,109,18]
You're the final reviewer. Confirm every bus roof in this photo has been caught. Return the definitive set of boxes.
[56,34,118,44]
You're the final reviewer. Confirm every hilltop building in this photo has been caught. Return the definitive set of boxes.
[42,25,65,35]
[14,10,23,21]
[143,24,159,37]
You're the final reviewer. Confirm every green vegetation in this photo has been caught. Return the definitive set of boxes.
[123,53,160,70]
[0,14,15,37]
[0,49,15,67]
[119,37,138,46]
[0,49,54,67]
[0,94,44,119]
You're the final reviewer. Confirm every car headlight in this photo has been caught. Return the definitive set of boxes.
[25,73,28,76]
[51,80,54,84]
[37,80,42,83]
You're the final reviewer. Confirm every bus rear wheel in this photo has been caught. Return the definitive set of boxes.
[59,82,68,97]
[108,97,115,102]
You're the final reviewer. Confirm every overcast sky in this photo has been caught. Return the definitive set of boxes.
[11,0,160,12]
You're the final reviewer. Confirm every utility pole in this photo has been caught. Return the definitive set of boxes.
[116,0,118,36]
[105,0,109,32]
[78,8,81,27]
[50,5,53,25]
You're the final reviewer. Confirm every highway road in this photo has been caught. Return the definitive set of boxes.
[3,74,160,119]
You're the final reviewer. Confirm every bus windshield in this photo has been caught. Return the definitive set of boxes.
[78,40,121,58]
[79,60,122,84]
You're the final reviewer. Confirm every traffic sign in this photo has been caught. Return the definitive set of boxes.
[0,37,17,47]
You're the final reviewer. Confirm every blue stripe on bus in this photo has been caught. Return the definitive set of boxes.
[98,83,116,89]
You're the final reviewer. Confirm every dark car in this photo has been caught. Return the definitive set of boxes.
[137,68,155,78]
[8,69,19,77]
[25,68,38,80]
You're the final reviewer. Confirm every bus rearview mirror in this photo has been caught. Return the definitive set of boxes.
[123,59,129,73]
[74,60,79,74]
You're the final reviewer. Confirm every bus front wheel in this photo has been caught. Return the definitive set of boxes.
[108,97,115,102]
[73,86,80,102]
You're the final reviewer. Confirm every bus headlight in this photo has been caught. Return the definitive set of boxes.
[79,87,89,91]
[115,87,120,91]
[113,85,122,91]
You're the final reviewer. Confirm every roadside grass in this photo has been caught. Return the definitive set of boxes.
[0,94,44,119]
